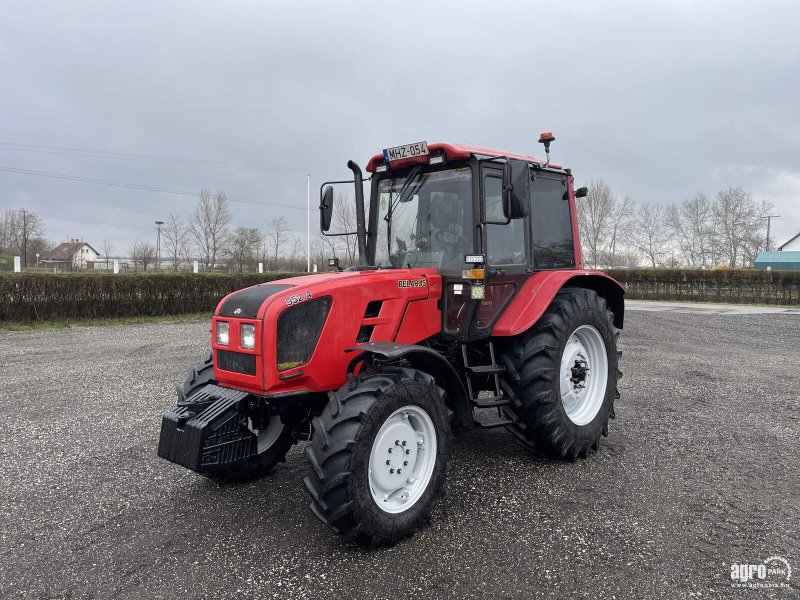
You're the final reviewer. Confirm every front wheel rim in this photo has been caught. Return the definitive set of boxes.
[368,405,438,514]
[559,325,609,426]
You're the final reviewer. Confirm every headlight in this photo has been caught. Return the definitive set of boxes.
[216,321,229,345]
[277,297,331,371]
[240,324,256,350]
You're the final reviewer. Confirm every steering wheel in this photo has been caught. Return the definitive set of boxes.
[435,229,462,247]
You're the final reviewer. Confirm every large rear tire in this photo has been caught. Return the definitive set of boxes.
[304,367,451,546]
[178,354,295,482]
[499,288,621,459]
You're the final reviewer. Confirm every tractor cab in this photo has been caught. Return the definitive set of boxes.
[321,138,581,340]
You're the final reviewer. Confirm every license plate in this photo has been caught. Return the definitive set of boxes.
[383,141,429,162]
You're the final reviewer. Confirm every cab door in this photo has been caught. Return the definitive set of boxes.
[472,162,531,334]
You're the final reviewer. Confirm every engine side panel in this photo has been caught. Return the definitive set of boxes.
[212,269,443,396]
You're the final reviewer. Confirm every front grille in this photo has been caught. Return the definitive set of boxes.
[276,296,332,371]
[217,349,256,375]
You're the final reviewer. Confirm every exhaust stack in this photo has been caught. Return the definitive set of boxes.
[347,160,368,264]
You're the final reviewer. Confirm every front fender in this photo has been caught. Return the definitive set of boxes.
[491,270,625,336]
[347,342,473,430]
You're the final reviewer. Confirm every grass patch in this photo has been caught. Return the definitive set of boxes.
[0,312,211,333]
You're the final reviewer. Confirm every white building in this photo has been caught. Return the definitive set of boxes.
[778,232,800,251]
[46,239,101,270]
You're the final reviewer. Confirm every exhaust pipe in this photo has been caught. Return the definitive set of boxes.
[347,160,368,263]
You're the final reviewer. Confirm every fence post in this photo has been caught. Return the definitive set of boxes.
[13,256,21,273]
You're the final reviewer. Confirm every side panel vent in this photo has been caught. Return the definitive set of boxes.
[356,325,374,343]
[364,301,383,318]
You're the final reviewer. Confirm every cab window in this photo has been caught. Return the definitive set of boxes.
[484,175,526,266]
[530,176,575,269]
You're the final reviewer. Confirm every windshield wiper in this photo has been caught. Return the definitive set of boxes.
[384,164,424,225]
[384,164,425,261]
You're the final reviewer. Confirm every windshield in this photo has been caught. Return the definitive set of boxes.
[374,166,473,273]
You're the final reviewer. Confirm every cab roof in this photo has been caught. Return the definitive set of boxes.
[365,142,562,173]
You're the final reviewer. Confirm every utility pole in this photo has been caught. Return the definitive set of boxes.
[155,220,164,270]
[307,174,311,272]
[16,209,29,269]
[762,215,780,251]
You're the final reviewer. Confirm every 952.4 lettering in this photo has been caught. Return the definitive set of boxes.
[285,291,313,306]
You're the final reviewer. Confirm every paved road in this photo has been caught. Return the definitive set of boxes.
[627,300,800,315]
[1,311,798,599]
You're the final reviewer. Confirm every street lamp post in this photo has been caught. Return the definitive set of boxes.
[155,220,164,270]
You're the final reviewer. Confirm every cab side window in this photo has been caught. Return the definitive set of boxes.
[530,176,575,269]
[484,175,525,266]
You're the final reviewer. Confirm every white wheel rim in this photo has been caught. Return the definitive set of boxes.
[559,325,608,426]
[368,405,438,514]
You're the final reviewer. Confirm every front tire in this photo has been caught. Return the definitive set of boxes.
[304,367,451,546]
[499,288,621,459]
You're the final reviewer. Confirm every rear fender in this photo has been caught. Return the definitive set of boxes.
[347,342,473,430]
[492,271,625,336]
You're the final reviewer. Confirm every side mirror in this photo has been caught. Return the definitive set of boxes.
[575,187,588,198]
[320,186,334,232]
[502,159,530,219]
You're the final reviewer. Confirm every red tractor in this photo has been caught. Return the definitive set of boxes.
[158,134,624,546]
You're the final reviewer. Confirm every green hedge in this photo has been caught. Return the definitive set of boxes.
[0,272,296,322]
[2,269,798,323]
[605,269,800,305]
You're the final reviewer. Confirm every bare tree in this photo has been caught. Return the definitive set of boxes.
[102,240,114,269]
[163,213,190,270]
[629,203,669,268]
[287,235,303,271]
[264,216,290,270]
[228,227,263,272]
[687,193,714,268]
[320,233,342,269]
[607,195,633,267]
[333,196,358,266]
[665,194,716,268]
[711,187,764,268]
[310,238,327,272]
[130,240,157,271]
[189,189,232,269]
[741,199,773,267]
[0,210,13,251]
[577,180,616,268]
[8,209,45,268]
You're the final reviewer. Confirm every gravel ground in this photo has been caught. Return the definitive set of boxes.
[0,310,798,599]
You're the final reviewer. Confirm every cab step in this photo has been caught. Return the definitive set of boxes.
[462,342,513,429]
[474,416,516,429]
[466,364,506,375]
[472,396,510,409]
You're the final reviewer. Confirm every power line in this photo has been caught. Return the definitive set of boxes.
[0,141,342,174]
[0,164,306,210]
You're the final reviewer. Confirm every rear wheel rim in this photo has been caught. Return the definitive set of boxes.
[368,405,438,514]
[559,325,608,426]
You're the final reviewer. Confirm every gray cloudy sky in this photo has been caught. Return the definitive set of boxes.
[2,0,799,251]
